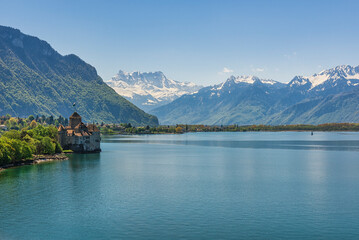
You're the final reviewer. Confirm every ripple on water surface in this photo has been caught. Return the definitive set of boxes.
[1,132,359,239]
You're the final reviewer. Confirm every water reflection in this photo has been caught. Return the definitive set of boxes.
[68,153,101,171]
[0,161,59,180]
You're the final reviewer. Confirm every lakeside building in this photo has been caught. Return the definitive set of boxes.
[58,112,101,153]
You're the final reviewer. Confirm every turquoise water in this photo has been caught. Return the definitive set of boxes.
[1,132,359,239]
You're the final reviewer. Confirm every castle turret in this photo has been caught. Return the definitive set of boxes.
[58,124,67,147]
[69,112,82,129]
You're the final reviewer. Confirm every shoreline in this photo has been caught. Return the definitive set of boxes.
[101,130,359,136]
[100,123,359,135]
[0,153,69,172]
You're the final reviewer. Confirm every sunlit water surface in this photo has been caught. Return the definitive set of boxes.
[1,132,359,239]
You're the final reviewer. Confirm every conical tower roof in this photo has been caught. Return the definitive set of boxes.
[70,112,81,118]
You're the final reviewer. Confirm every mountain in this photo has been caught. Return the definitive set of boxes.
[0,25,158,125]
[151,66,359,125]
[288,65,359,96]
[267,90,359,124]
[272,65,359,112]
[106,70,202,111]
[151,76,286,125]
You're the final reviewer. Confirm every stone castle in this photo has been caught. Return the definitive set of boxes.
[58,112,101,153]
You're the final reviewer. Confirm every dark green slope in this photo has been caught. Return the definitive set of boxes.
[0,26,158,125]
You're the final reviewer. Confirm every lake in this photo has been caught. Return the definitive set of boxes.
[1,132,359,239]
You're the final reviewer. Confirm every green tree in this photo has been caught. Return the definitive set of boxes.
[175,126,183,133]
[3,130,21,140]
[0,141,13,165]
[41,137,56,155]
[21,142,33,160]
[28,115,35,122]
[30,120,37,129]
[54,142,63,153]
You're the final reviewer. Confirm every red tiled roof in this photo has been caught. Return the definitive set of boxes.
[87,124,100,132]
[74,122,82,129]
[58,125,65,131]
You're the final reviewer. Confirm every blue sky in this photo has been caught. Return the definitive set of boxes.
[0,0,358,85]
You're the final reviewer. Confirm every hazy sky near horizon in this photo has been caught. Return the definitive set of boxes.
[0,0,358,85]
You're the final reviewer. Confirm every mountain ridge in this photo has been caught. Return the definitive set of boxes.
[151,65,359,125]
[0,25,158,125]
[106,70,202,111]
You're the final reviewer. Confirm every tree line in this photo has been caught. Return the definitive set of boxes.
[0,114,68,131]
[99,123,359,134]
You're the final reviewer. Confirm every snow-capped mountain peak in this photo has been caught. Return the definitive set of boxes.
[232,75,281,85]
[106,70,202,111]
[211,75,284,91]
[289,65,359,90]
[233,75,259,84]
[289,76,310,87]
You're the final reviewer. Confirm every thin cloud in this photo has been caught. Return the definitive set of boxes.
[223,67,234,73]
[284,52,297,59]
[253,68,264,72]
[218,67,234,75]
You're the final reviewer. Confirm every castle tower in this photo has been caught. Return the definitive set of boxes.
[57,124,67,147]
[69,112,82,129]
